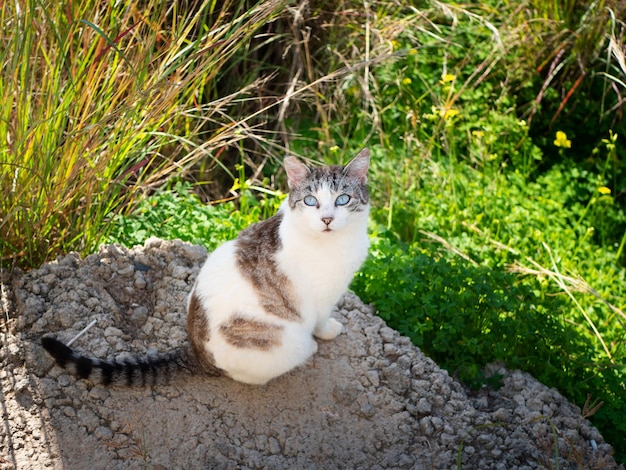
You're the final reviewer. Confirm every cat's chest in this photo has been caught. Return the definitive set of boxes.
[277,234,367,298]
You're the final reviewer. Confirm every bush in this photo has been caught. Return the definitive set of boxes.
[352,143,626,461]
[107,181,283,249]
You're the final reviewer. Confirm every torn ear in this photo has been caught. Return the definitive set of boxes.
[344,148,370,184]
[284,157,310,189]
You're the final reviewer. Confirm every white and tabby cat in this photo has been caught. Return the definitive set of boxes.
[42,148,370,385]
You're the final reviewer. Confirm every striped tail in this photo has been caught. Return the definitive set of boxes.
[41,336,195,386]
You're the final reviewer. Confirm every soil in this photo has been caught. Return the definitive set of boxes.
[1,238,622,469]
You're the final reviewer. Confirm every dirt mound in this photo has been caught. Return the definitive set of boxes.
[1,238,621,469]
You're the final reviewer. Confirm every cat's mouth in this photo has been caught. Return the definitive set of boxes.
[323,228,333,233]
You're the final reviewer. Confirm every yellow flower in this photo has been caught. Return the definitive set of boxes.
[391,40,399,50]
[409,48,417,55]
[402,77,412,85]
[440,73,456,84]
[472,130,485,139]
[598,186,611,195]
[554,131,571,148]
[431,106,459,120]
[230,177,241,191]
[442,108,459,120]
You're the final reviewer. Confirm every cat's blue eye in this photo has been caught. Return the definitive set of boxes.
[335,194,351,206]
[303,195,318,207]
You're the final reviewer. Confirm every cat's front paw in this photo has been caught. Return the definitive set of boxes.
[314,318,343,340]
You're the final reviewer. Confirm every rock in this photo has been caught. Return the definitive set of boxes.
[0,238,622,470]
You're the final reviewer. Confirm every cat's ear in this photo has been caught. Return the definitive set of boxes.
[344,148,370,184]
[284,156,310,189]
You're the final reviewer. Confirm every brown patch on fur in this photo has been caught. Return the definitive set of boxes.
[235,213,301,322]
[186,291,222,376]
[219,316,284,350]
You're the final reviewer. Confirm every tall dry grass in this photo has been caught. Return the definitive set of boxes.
[0,0,288,268]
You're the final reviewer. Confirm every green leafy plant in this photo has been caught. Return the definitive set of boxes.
[501,0,626,171]
[107,181,283,249]
[352,144,626,461]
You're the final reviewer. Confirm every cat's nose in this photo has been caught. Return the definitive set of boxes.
[321,217,334,226]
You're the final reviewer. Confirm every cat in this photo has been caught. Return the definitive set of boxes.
[42,148,371,386]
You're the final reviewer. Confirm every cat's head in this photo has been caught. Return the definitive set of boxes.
[284,148,370,235]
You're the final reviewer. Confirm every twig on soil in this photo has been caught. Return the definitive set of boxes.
[67,319,98,346]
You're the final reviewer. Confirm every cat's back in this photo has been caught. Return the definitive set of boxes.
[193,212,285,311]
